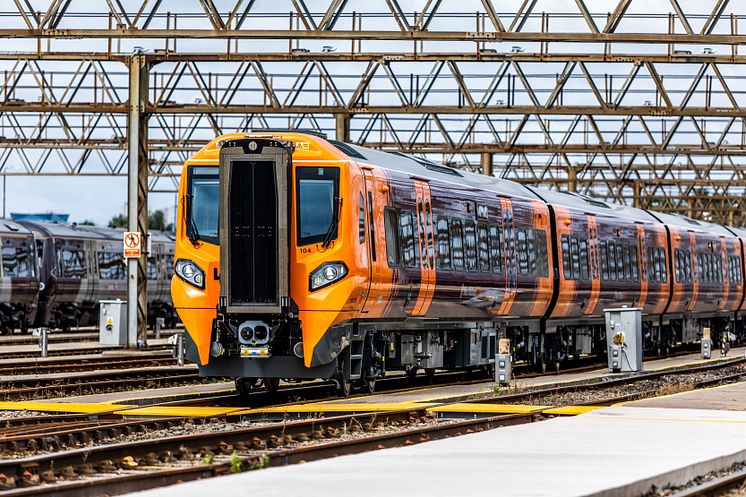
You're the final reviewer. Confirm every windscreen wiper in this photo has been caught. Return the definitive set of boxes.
[320,197,342,249]
[184,194,201,246]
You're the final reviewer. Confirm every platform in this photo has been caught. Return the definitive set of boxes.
[123,405,746,497]
[124,355,746,497]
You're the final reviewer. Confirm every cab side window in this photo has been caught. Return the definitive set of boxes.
[384,208,400,267]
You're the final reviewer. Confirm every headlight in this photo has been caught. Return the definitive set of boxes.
[309,262,348,291]
[175,259,205,290]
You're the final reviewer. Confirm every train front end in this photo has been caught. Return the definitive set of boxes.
[172,132,360,390]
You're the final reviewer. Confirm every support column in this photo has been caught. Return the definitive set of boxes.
[127,54,149,348]
[567,164,577,193]
[481,152,493,177]
[632,181,640,209]
[335,113,350,142]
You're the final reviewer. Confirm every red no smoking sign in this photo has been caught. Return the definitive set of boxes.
[123,231,142,258]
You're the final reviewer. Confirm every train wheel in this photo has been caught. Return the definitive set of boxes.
[263,377,280,394]
[335,375,352,397]
[235,377,257,398]
[405,366,418,383]
[362,377,376,394]
[424,368,436,384]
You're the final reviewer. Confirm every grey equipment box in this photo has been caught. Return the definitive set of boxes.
[604,307,643,373]
[99,300,130,346]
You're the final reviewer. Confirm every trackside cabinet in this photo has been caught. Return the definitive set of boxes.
[99,300,129,346]
[604,308,643,373]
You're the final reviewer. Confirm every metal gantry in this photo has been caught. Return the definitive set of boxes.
[0,0,745,225]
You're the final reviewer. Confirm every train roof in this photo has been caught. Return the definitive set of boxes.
[649,211,735,237]
[345,143,544,202]
[521,187,661,223]
[16,221,175,242]
[193,132,745,234]
[0,219,33,236]
[18,221,108,239]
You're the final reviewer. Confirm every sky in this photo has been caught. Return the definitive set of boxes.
[4,176,177,226]
[0,0,740,224]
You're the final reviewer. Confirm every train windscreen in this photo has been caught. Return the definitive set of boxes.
[187,166,219,245]
[296,167,339,246]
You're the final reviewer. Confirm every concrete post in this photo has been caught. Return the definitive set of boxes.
[335,114,350,142]
[127,54,149,349]
[481,152,493,177]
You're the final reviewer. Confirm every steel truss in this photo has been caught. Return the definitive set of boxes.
[1,1,746,223]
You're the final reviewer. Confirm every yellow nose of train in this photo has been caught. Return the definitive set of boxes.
[171,131,372,378]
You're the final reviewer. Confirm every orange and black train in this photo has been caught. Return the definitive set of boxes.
[172,131,745,394]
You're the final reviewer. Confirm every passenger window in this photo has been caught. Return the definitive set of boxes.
[659,248,667,282]
[489,225,502,273]
[358,194,366,244]
[517,230,528,275]
[570,236,580,280]
[58,242,87,279]
[147,256,158,280]
[615,244,624,281]
[527,230,537,276]
[436,217,451,270]
[2,237,31,278]
[384,208,400,267]
[561,235,571,279]
[622,245,631,282]
[630,244,639,282]
[535,230,549,276]
[600,241,608,281]
[464,221,477,272]
[579,239,589,280]
[424,201,434,269]
[451,220,464,271]
[477,224,490,272]
[609,243,617,281]
[98,251,125,280]
[399,211,416,268]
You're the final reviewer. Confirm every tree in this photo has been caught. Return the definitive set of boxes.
[149,210,167,230]
[78,220,96,226]
[108,213,127,228]
[108,210,173,231]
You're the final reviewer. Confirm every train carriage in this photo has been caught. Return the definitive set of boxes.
[172,131,746,396]
[0,221,38,334]
[20,221,176,332]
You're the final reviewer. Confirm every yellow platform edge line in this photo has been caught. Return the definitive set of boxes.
[543,405,605,415]
[426,403,550,414]
[233,402,440,415]
[114,406,248,417]
[0,401,136,414]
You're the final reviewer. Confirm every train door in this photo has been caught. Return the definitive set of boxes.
[636,223,648,309]
[84,239,97,306]
[498,198,517,314]
[411,179,435,316]
[583,214,600,315]
[360,168,389,317]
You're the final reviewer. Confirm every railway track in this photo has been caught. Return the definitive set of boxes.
[668,467,746,497]
[0,345,174,361]
[0,329,180,346]
[0,367,207,402]
[0,353,177,375]
[0,357,742,495]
